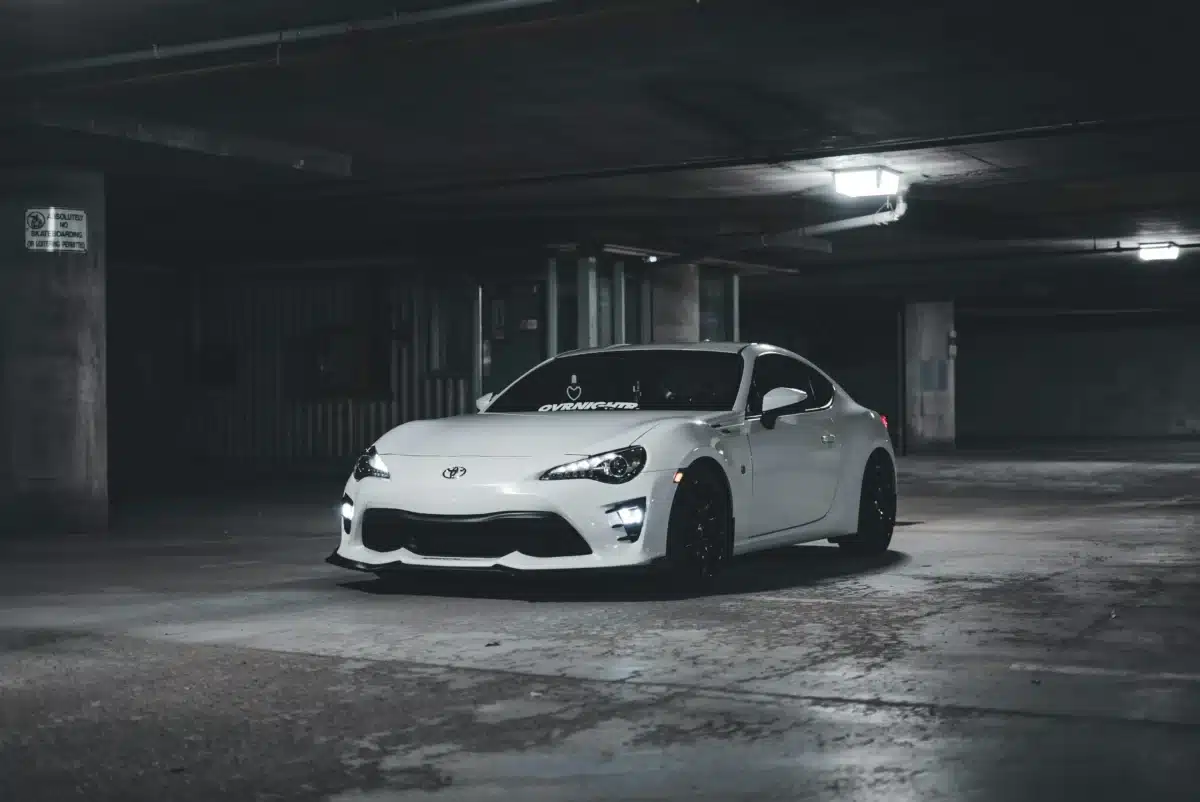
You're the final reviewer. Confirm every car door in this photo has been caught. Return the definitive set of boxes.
[793,363,843,522]
[745,354,842,536]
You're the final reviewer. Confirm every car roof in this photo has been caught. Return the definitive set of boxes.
[559,341,771,356]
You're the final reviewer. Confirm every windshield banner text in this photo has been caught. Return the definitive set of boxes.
[537,402,639,412]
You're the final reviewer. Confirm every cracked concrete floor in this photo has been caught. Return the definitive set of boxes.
[2,456,1199,801]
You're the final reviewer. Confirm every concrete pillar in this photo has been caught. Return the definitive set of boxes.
[730,273,740,341]
[904,300,956,452]
[545,257,559,357]
[576,256,598,349]
[0,170,107,534]
[639,280,653,344]
[651,263,701,343]
[612,261,626,345]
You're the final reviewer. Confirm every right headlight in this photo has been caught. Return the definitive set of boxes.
[353,446,390,481]
[540,446,647,484]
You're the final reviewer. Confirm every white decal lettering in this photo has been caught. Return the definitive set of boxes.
[537,401,640,411]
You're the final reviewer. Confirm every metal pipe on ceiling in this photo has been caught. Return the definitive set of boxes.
[601,244,674,259]
[5,0,563,78]
[789,197,907,237]
[960,307,1177,317]
[589,243,777,273]
[618,200,906,269]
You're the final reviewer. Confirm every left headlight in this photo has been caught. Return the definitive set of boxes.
[541,446,647,484]
[353,446,390,481]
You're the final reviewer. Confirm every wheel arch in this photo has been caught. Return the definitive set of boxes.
[679,454,736,553]
[854,446,896,516]
[830,443,896,535]
[683,455,731,492]
[867,445,895,477]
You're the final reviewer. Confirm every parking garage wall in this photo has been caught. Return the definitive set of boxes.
[957,309,1200,442]
[740,298,902,445]
[109,264,475,491]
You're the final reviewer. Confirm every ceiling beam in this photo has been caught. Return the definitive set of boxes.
[15,103,353,178]
[651,229,833,268]
[3,0,573,79]
[347,113,1200,200]
[739,253,1200,301]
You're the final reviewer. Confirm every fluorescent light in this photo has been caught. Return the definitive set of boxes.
[1137,242,1180,261]
[833,167,901,198]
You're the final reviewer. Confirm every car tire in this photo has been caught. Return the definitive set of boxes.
[837,452,896,556]
[661,462,732,593]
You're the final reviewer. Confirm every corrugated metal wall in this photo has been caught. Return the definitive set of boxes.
[171,267,472,474]
[108,265,196,497]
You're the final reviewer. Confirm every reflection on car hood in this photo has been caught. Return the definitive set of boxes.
[372,410,727,458]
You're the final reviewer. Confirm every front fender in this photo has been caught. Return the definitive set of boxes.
[637,421,752,540]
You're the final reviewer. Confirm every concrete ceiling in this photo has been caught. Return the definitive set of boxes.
[3,0,1200,271]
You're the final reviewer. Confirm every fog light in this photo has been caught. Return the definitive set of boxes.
[341,495,354,534]
[616,506,643,527]
[605,497,647,542]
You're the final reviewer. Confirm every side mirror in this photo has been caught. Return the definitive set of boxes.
[475,392,495,412]
[761,387,808,429]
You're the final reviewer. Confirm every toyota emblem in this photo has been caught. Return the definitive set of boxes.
[442,466,467,479]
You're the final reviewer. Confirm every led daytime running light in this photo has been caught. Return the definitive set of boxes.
[353,446,390,481]
[541,446,647,484]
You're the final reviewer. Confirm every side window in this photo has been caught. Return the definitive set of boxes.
[747,354,832,415]
[804,368,835,411]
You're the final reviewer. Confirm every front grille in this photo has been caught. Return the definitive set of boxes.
[360,508,593,558]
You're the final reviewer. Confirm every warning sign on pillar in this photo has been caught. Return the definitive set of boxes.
[25,208,89,254]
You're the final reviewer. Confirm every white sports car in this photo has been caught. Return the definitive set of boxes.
[327,342,896,589]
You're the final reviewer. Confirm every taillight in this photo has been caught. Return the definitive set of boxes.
[879,414,889,429]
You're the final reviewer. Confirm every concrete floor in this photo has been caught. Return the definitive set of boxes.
[2,455,1199,801]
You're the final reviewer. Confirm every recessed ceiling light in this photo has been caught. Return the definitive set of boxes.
[1137,242,1180,261]
[833,167,901,198]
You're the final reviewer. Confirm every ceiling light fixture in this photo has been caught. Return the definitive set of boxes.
[1137,242,1180,261]
[832,167,901,198]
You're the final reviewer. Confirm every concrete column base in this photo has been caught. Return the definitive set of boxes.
[0,170,108,535]
[1,490,109,536]
[904,300,956,452]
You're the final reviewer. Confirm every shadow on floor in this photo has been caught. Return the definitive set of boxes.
[338,545,910,602]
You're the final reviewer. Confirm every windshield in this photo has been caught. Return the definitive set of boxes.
[486,349,745,413]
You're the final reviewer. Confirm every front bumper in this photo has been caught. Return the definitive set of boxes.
[325,550,664,576]
[331,457,680,572]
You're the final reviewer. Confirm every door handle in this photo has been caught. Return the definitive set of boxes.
[821,433,836,445]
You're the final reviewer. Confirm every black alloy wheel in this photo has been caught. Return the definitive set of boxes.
[837,453,897,556]
[663,464,732,592]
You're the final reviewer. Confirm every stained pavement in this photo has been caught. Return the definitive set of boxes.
[2,455,1199,800]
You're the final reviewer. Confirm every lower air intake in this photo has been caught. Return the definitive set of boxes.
[360,508,592,558]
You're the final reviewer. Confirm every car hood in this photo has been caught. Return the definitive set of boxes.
[372,410,728,458]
